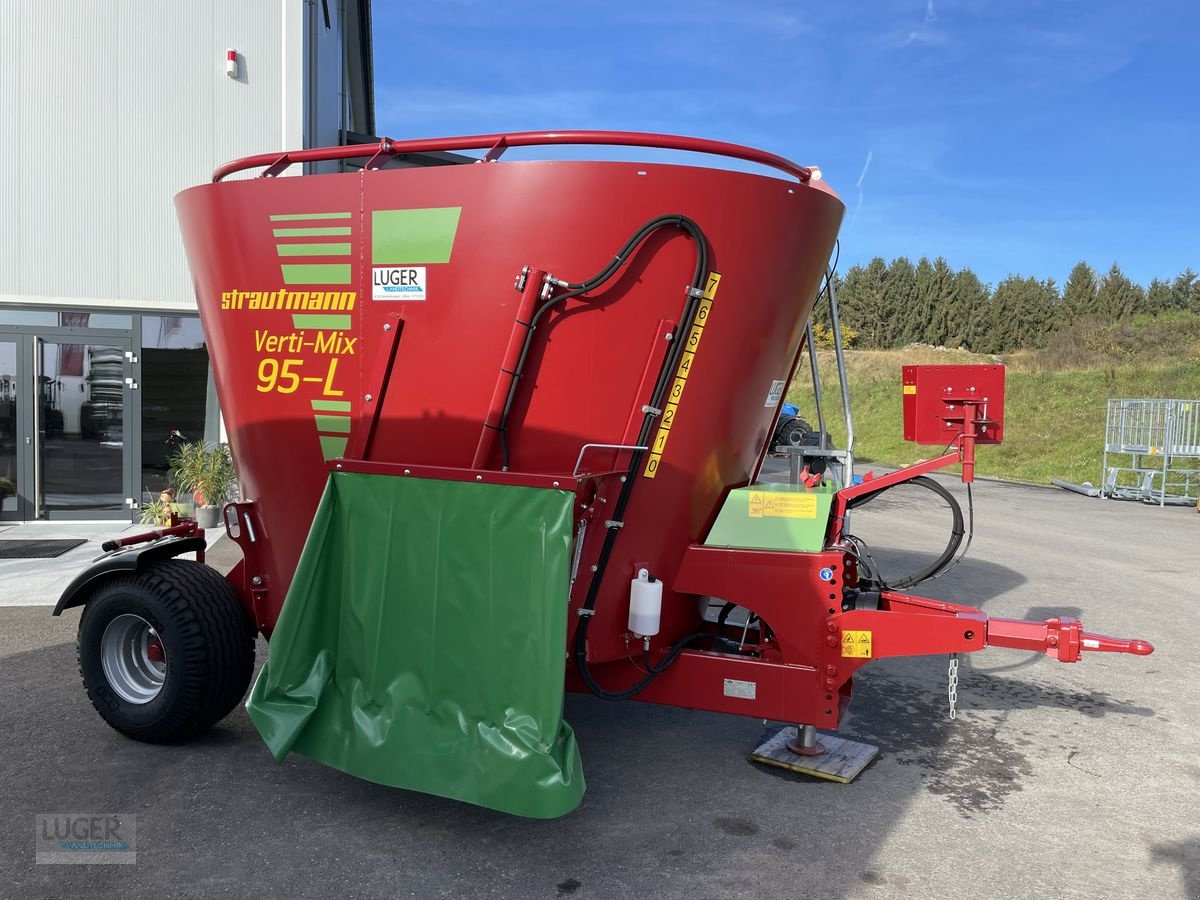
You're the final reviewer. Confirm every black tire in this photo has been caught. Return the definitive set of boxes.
[778,417,814,449]
[77,559,255,743]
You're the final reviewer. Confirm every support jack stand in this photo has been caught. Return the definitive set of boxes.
[751,726,878,784]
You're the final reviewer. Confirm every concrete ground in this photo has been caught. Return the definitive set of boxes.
[0,523,212,607]
[0,465,1196,899]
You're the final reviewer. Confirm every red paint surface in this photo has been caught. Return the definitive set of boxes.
[177,149,843,647]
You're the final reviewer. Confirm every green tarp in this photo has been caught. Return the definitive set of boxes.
[246,471,585,818]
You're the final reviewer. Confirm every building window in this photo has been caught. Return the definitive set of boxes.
[140,316,211,499]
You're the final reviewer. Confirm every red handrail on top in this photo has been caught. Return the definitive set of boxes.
[211,130,813,184]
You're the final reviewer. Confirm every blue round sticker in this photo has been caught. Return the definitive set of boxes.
[819,567,834,582]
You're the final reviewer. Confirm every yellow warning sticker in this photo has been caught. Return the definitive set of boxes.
[643,273,720,478]
[841,630,872,658]
[746,491,817,519]
[902,385,917,395]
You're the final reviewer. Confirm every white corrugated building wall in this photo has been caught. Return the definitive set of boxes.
[0,0,374,522]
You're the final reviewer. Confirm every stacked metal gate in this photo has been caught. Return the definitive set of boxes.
[1102,399,1200,506]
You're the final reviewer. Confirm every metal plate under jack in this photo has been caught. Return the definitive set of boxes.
[750,726,879,784]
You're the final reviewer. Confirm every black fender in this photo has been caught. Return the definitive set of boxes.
[51,537,209,616]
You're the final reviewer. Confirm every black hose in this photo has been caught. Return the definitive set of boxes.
[847,475,965,590]
[497,215,707,469]
[540,216,710,701]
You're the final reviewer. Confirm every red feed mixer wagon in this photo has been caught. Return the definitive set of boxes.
[54,131,1152,817]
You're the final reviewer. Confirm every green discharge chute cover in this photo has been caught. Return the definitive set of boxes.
[246,471,585,818]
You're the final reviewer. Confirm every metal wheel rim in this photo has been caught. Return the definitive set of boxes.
[786,427,808,447]
[100,613,166,704]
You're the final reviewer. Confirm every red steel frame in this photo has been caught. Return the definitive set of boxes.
[212,130,814,185]
[221,431,1155,733]
[568,402,1150,730]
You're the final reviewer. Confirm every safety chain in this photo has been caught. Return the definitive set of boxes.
[948,653,959,720]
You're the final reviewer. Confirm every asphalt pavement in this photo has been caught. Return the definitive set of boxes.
[1,463,1196,899]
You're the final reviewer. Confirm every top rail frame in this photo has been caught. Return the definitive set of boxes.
[212,130,813,184]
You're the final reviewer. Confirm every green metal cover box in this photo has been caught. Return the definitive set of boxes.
[704,482,834,552]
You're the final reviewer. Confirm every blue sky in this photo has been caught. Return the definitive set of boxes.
[373,1,1198,288]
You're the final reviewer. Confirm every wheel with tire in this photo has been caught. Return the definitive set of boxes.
[778,417,814,449]
[77,559,255,743]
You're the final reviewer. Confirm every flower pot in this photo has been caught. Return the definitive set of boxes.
[195,505,223,530]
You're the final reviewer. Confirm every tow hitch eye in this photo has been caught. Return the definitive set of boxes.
[986,615,1154,663]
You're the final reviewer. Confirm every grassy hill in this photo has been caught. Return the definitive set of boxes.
[786,313,1200,486]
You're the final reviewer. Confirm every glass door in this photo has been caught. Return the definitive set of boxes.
[0,332,134,521]
[33,336,133,519]
[0,338,19,520]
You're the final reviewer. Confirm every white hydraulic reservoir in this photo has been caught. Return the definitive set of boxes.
[628,568,663,637]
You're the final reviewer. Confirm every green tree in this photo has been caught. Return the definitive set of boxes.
[952,268,991,351]
[1171,268,1198,312]
[831,266,863,337]
[988,276,1058,350]
[925,257,958,346]
[810,271,837,329]
[985,276,1020,352]
[1059,261,1098,325]
[1095,263,1143,320]
[883,257,917,348]
[1145,278,1172,314]
[1033,278,1060,346]
[900,257,936,345]
[833,265,865,340]
[835,257,891,348]
[860,257,893,348]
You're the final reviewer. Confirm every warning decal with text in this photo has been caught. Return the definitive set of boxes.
[747,491,818,519]
[841,630,873,658]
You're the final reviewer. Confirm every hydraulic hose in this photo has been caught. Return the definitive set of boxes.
[846,475,965,590]
[518,215,711,701]
[496,214,708,468]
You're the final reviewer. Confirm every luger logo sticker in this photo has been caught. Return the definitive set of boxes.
[369,207,462,303]
[373,266,426,301]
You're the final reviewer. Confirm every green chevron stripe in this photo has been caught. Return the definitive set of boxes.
[280,264,351,285]
[270,212,352,221]
[292,314,352,329]
[273,227,351,237]
[277,243,351,257]
[314,415,352,434]
[319,435,348,460]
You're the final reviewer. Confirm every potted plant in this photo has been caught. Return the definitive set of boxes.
[140,495,171,526]
[169,441,236,529]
